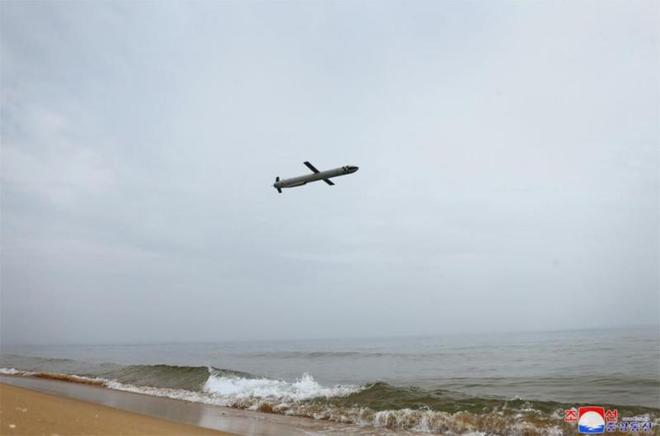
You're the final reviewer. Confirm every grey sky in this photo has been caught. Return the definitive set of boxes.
[1,1,658,345]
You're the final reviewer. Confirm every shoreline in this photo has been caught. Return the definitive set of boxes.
[4,369,658,435]
[0,376,364,435]
[0,383,229,436]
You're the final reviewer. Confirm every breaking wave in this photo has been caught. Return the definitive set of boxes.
[1,364,658,434]
[203,369,359,401]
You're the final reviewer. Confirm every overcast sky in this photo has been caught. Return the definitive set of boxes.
[1,1,658,345]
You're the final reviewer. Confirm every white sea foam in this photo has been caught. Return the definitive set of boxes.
[203,371,360,402]
[100,369,361,412]
[104,380,216,404]
[0,367,35,376]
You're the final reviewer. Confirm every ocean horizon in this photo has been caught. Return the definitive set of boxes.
[2,325,658,433]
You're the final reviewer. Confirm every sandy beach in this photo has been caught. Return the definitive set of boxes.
[0,383,230,435]
[0,376,360,435]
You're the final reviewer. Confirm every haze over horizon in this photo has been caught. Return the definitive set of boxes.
[1,1,658,345]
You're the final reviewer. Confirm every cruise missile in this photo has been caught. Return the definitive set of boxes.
[273,161,359,193]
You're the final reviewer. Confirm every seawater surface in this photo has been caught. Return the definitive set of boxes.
[1,326,658,434]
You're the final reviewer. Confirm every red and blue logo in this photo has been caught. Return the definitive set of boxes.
[578,407,606,434]
[565,405,652,433]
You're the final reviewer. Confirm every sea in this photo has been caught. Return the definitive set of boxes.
[1,326,658,434]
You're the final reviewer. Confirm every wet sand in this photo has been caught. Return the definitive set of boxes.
[0,376,363,435]
[0,383,228,435]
